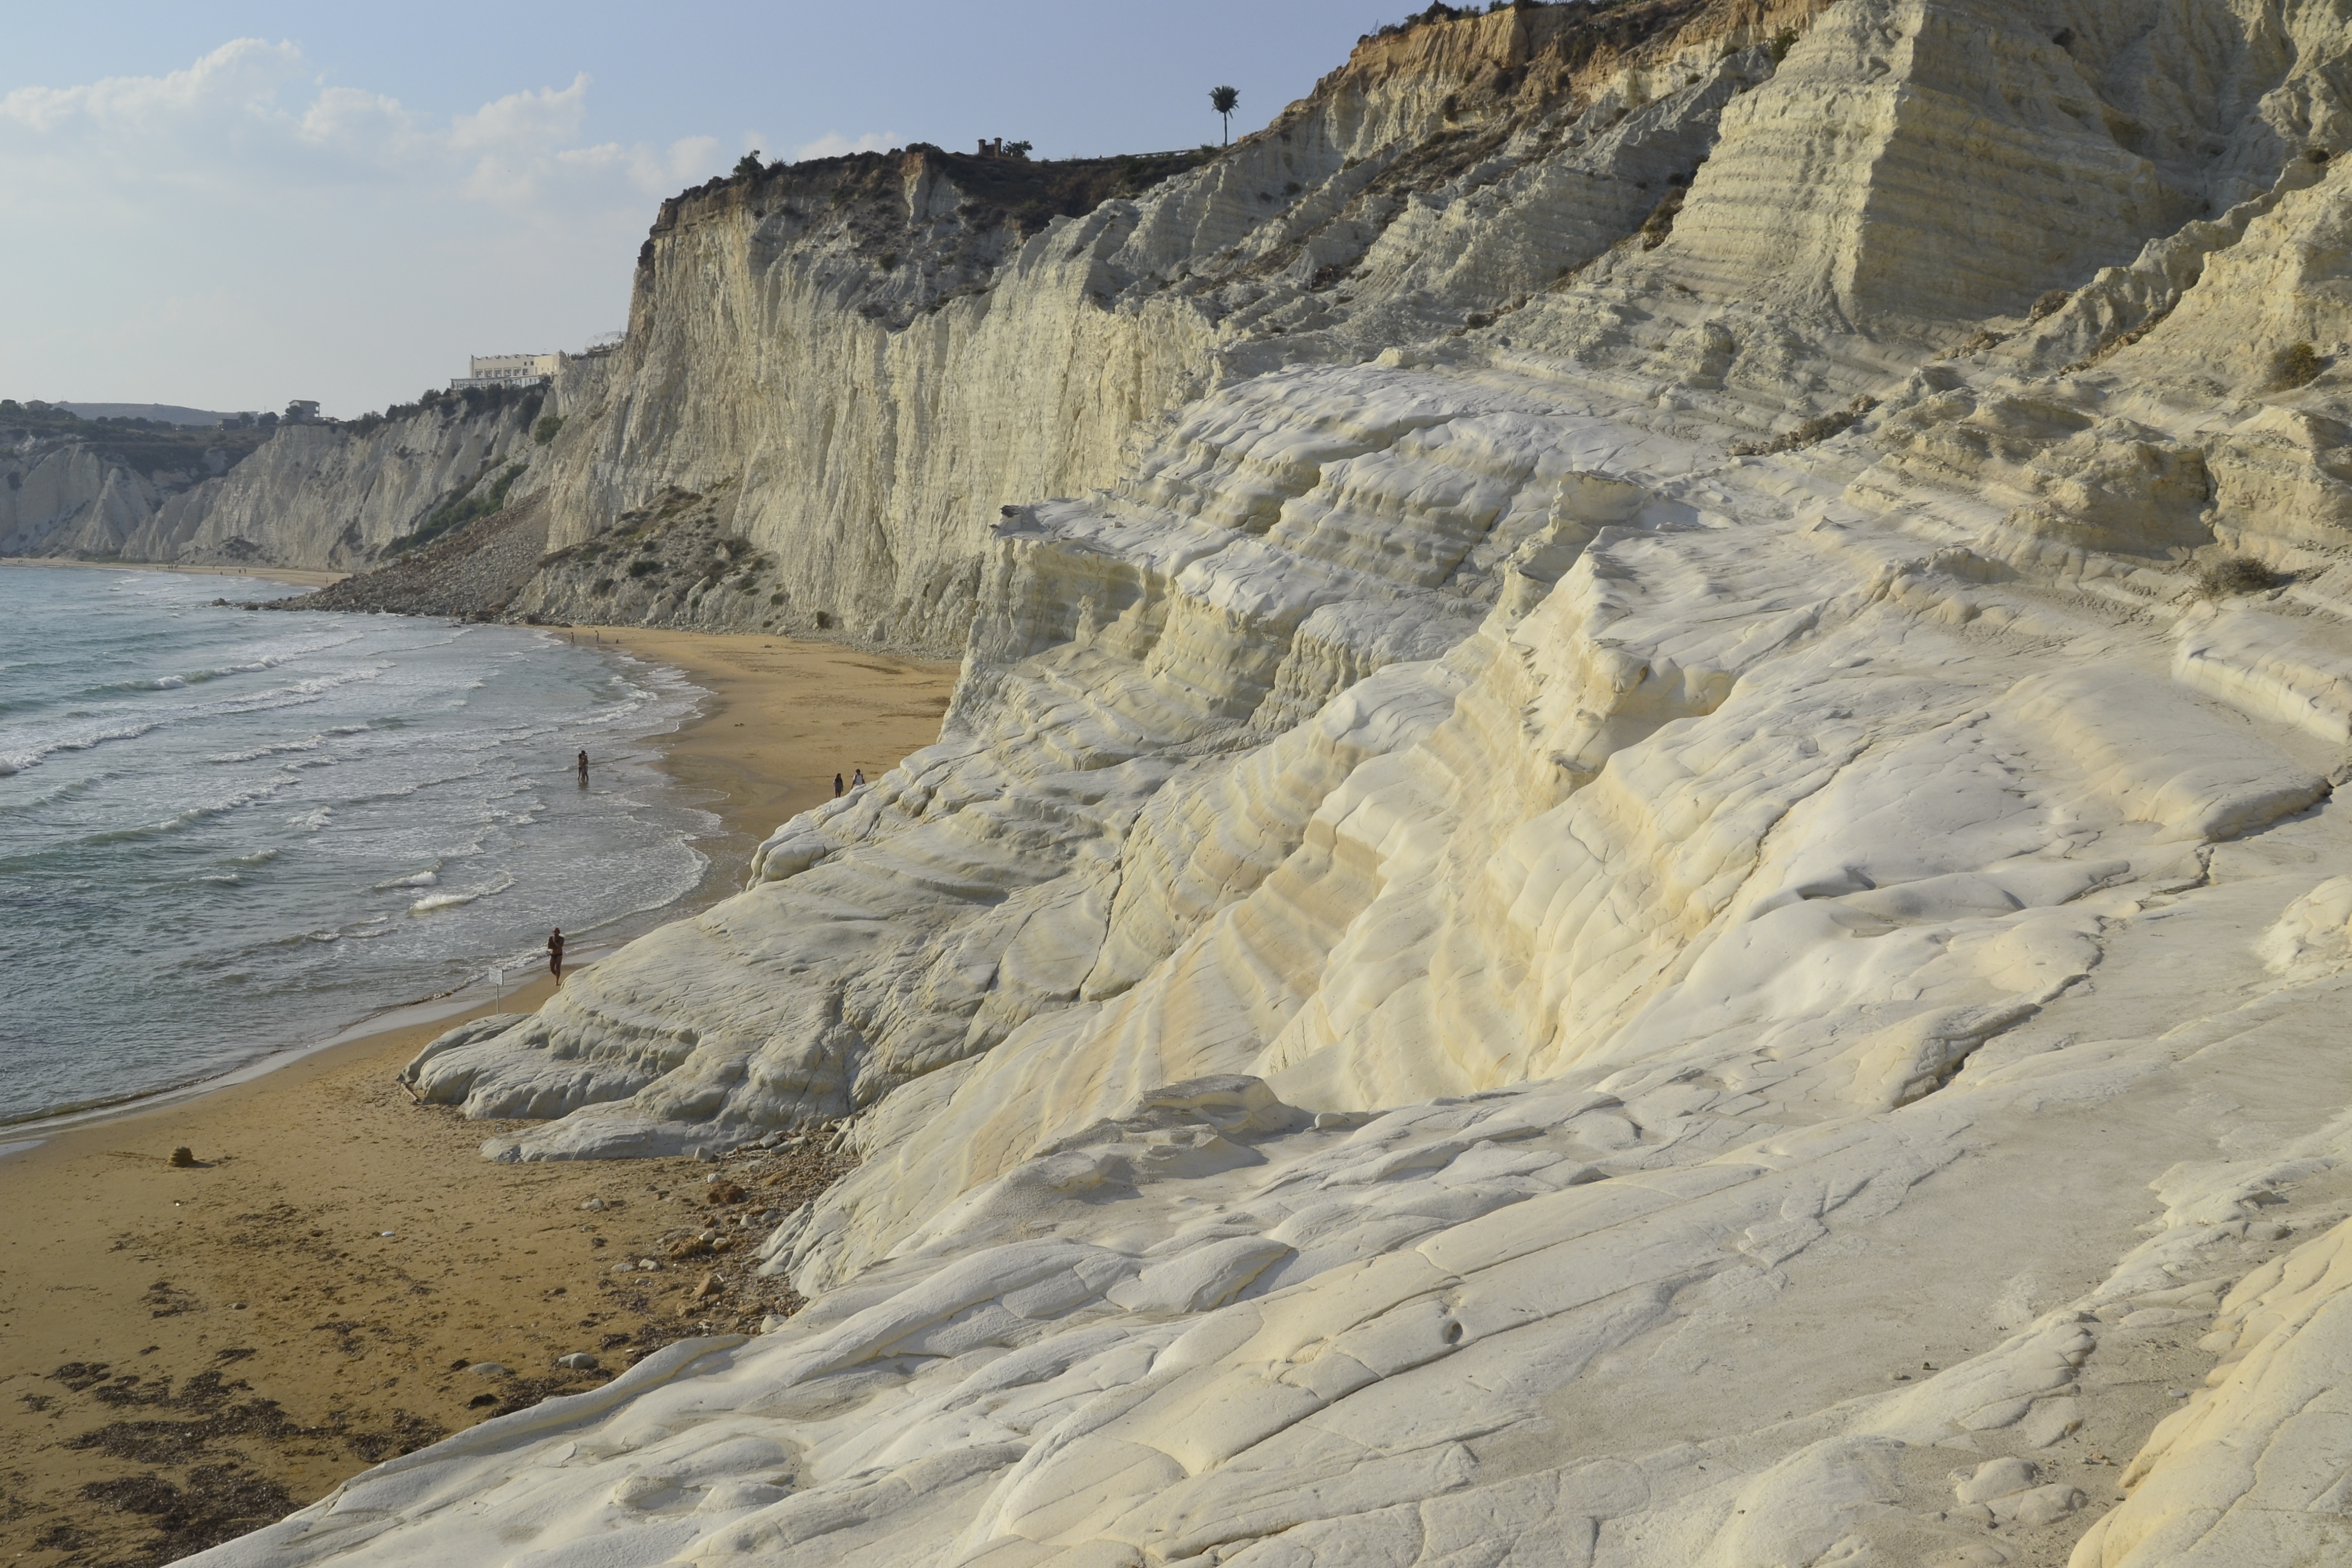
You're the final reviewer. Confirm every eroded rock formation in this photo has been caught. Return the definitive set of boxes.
[192,3,2352,1566]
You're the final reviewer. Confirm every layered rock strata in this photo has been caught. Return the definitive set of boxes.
[193,3,2352,1567]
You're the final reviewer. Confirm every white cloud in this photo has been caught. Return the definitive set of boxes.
[2,38,304,136]
[789,130,899,162]
[0,42,737,412]
[447,78,589,154]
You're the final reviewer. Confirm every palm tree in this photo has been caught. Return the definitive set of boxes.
[1209,85,1240,146]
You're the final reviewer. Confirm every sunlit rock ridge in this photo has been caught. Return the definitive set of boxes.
[196,3,2352,1565]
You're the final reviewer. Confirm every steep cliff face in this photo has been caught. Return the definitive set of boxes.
[43,0,1811,628]
[191,5,2352,1568]
[516,0,1821,652]
[1506,0,2347,431]
[1,440,176,557]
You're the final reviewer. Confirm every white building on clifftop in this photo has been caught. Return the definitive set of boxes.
[448,352,564,391]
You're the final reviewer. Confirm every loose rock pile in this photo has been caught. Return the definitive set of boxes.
[267,494,550,621]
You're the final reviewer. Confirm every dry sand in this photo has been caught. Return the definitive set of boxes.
[0,628,957,1565]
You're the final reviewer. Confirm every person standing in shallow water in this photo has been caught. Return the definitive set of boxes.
[833,772,843,798]
[548,927,565,984]
[577,749,589,786]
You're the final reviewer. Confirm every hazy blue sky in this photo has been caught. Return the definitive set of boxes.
[4,2,1387,416]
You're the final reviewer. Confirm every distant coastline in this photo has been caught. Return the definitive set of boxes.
[0,554,345,587]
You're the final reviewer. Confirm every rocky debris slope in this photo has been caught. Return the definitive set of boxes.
[504,485,789,633]
[271,492,553,620]
[192,4,2352,1568]
[262,477,793,632]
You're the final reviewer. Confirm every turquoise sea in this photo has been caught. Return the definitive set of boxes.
[0,566,713,1125]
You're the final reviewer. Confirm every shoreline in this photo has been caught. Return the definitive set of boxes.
[0,621,958,1565]
[560,624,958,897]
[0,554,347,588]
[2,620,957,1144]
[0,935,631,1146]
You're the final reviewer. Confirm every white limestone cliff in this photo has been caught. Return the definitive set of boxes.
[0,437,179,557]
[133,394,553,569]
[501,0,1822,651]
[191,2,2352,1565]
[4,389,555,571]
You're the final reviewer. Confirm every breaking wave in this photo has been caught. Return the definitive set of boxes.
[409,871,514,914]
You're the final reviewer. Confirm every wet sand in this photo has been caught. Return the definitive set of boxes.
[0,629,957,1565]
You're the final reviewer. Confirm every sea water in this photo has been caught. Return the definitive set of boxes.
[0,566,713,1125]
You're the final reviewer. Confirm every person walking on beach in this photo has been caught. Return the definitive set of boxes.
[577,749,589,784]
[833,772,843,798]
[851,767,866,790]
[548,926,566,984]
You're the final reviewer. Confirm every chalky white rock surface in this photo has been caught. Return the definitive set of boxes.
[201,2,2352,1565]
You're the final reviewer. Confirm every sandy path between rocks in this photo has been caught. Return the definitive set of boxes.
[0,628,955,1565]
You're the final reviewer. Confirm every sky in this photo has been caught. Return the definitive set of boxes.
[3,2,1390,418]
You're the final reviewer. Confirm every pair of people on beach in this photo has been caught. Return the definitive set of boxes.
[548,757,869,986]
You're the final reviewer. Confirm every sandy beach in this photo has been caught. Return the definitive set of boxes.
[0,627,957,1565]
[567,626,960,891]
